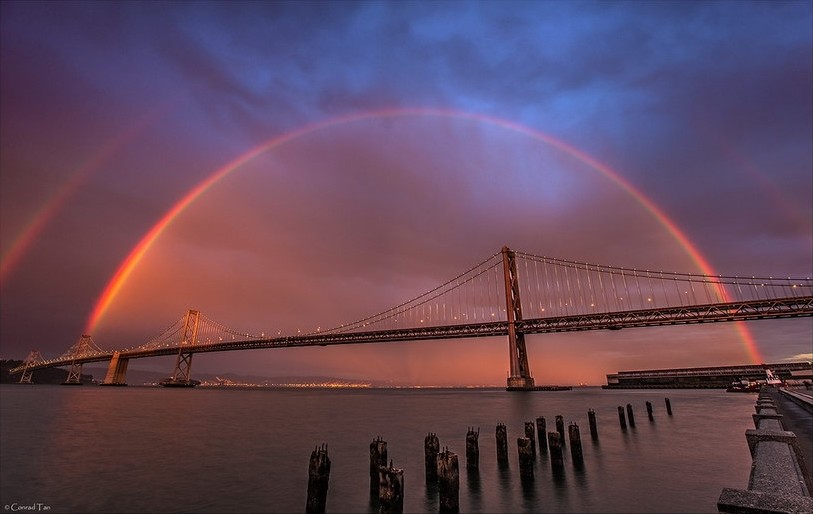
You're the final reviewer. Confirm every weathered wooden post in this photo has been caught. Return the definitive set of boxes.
[626,403,636,427]
[378,460,404,514]
[548,431,564,468]
[370,437,388,495]
[466,427,479,471]
[437,448,459,513]
[517,437,534,479]
[587,408,598,439]
[555,415,566,447]
[568,423,583,463]
[524,421,536,458]
[535,416,548,454]
[617,406,627,429]
[495,423,508,464]
[646,401,654,421]
[306,444,330,514]
[425,432,439,482]
[665,397,673,415]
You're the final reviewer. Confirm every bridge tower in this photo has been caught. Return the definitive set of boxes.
[502,247,535,390]
[169,309,200,384]
[18,350,43,384]
[63,335,95,385]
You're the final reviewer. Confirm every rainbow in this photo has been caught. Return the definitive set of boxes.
[1,103,172,285]
[85,107,763,362]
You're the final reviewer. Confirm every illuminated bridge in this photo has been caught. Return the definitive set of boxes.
[10,247,813,390]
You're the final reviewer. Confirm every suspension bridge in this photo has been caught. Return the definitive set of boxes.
[10,247,813,389]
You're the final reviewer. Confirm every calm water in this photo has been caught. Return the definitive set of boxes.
[1,385,756,513]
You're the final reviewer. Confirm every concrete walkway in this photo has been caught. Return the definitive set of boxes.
[769,387,813,485]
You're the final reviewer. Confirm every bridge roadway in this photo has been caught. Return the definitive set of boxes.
[14,295,813,373]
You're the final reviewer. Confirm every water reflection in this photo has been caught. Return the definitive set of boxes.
[520,475,536,504]
[466,467,481,511]
[422,480,438,513]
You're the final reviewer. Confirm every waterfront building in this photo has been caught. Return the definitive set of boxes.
[604,361,812,389]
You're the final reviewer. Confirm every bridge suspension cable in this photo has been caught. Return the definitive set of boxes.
[57,334,108,360]
[316,251,507,335]
[130,311,265,351]
[513,251,813,319]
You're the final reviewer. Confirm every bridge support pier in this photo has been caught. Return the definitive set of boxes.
[101,351,129,386]
[63,360,83,384]
[19,368,33,384]
[17,350,43,384]
[502,247,536,390]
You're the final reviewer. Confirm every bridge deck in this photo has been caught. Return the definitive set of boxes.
[10,295,813,374]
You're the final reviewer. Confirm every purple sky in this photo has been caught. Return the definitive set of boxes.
[1,1,811,385]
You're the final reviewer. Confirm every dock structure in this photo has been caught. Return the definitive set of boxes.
[605,362,811,389]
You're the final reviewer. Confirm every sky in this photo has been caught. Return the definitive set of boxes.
[1,1,811,386]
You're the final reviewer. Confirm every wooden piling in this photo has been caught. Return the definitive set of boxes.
[425,432,439,482]
[496,423,508,463]
[305,444,331,514]
[555,415,566,447]
[465,427,480,471]
[626,403,636,427]
[587,408,598,439]
[646,401,654,421]
[524,421,536,458]
[517,437,534,479]
[665,397,673,415]
[548,431,564,468]
[378,460,404,514]
[437,448,460,513]
[568,423,583,463]
[535,416,548,454]
[617,406,627,429]
[370,437,388,495]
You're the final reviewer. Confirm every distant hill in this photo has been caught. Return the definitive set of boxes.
[0,360,93,384]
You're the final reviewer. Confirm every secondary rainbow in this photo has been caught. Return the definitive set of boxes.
[85,107,763,362]
[1,103,172,285]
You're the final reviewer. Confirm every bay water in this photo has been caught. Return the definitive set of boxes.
[0,385,755,513]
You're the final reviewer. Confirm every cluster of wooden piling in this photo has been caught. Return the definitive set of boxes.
[514,412,585,479]
[305,397,674,512]
[617,397,673,430]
